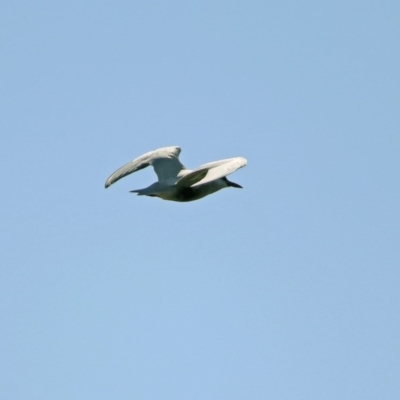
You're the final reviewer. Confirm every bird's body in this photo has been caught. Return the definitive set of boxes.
[105,146,247,202]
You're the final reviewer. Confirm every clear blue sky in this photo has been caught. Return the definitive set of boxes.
[1,1,399,399]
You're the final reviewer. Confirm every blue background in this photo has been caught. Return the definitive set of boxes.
[1,1,399,399]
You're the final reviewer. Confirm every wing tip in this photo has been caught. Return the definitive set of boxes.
[238,157,247,167]
[104,177,113,188]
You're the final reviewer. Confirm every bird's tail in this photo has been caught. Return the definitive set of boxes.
[129,188,157,197]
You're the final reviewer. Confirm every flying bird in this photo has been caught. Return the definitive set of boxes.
[105,146,247,202]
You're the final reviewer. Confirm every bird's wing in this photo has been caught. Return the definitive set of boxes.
[176,157,247,187]
[105,146,185,188]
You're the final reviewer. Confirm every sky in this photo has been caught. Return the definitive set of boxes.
[1,1,399,399]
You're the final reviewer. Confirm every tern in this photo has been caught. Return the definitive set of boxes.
[105,146,247,202]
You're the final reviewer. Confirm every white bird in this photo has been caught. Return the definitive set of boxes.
[105,146,247,202]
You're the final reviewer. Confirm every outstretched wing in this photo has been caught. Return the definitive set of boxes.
[105,146,185,188]
[176,157,247,187]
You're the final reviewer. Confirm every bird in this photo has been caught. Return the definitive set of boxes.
[105,146,247,202]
